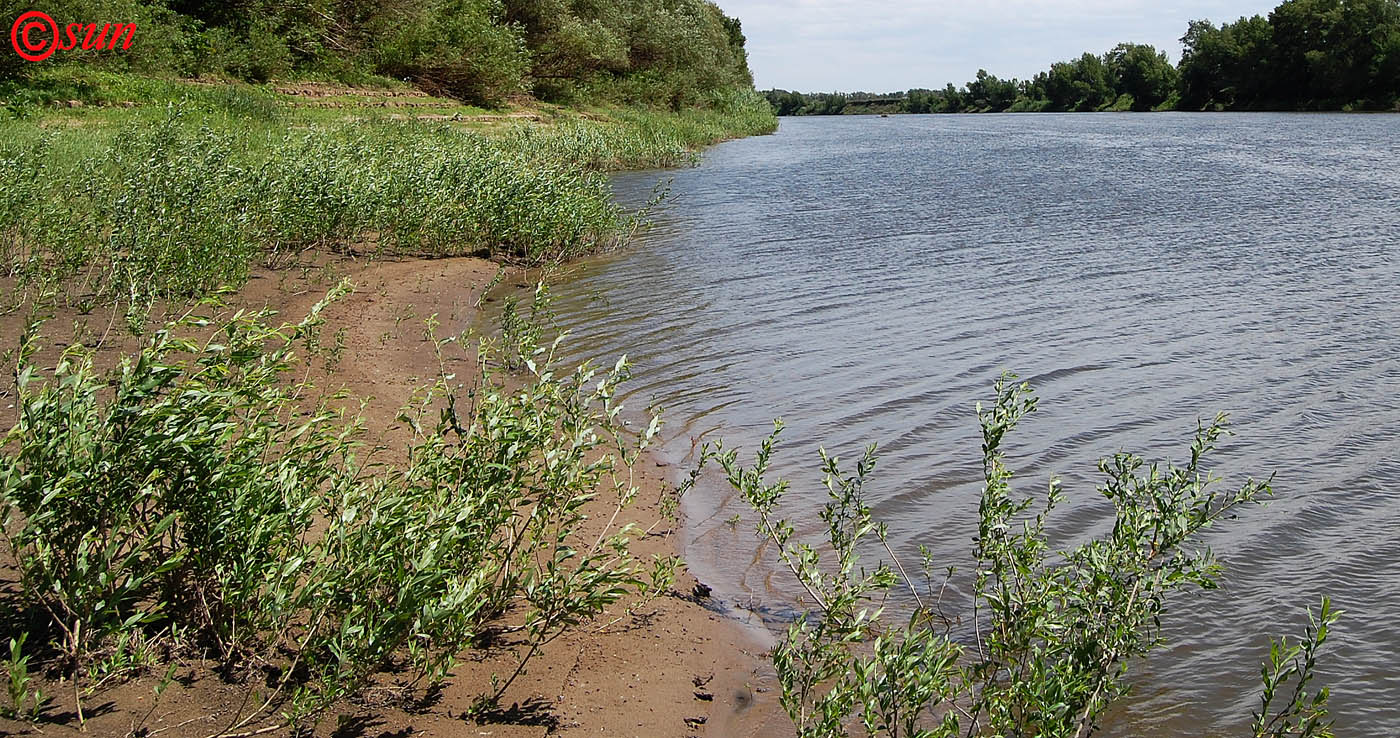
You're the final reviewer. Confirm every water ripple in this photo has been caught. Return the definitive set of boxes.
[544,113,1400,736]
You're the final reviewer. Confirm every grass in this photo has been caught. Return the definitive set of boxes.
[0,69,776,323]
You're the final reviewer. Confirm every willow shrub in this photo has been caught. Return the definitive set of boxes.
[0,98,774,311]
[716,375,1338,738]
[1,110,626,295]
[0,285,678,730]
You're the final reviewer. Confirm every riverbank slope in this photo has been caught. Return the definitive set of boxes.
[0,73,784,737]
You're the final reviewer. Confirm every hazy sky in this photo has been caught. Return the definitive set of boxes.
[726,1,1278,91]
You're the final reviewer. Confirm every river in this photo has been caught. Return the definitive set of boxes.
[546,113,1400,735]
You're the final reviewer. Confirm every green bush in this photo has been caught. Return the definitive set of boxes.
[0,107,710,311]
[2,1,764,110]
[194,18,295,82]
[0,286,679,730]
[716,374,1338,738]
[369,0,529,105]
[103,119,258,303]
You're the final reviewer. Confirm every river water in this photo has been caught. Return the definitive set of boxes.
[546,113,1400,735]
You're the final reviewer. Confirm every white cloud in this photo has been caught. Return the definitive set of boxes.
[722,0,1280,90]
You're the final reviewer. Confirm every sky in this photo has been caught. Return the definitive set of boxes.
[724,1,1279,92]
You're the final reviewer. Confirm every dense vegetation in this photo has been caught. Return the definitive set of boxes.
[0,83,775,323]
[0,0,774,316]
[0,0,775,729]
[765,0,1400,114]
[1,0,755,107]
[1,286,685,731]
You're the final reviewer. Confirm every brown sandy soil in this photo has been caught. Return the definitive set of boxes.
[0,256,788,738]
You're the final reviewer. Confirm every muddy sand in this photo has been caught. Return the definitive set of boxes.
[0,256,787,738]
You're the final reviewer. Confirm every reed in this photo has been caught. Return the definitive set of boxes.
[0,88,776,318]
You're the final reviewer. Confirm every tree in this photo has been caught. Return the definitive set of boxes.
[1106,43,1179,110]
[1178,16,1273,109]
[369,0,528,104]
[1269,0,1400,107]
[755,0,1400,116]
[965,69,1018,111]
[1039,54,1113,111]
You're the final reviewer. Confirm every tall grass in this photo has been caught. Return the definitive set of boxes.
[0,70,290,121]
[0,111,619,304]
[0,89,777,315]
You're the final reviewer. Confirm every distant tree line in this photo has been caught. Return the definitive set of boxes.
[2,0,756,108]
[765,0,1400,114]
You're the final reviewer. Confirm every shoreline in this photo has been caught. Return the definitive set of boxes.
[477,261,790,738]
[0,74,786,735]
[0,253,786,737]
